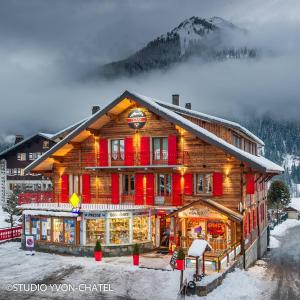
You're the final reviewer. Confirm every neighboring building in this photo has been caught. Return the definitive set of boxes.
[285,206,299,219]
[0,118,88,203]
[21,90,283,269]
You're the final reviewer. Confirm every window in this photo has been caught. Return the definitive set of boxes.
[43,141,50,149]
[153,137,168,161]
[17,153,26,161]
[244,140,250,152]
[6,169,13,176]
[86,219,106,245]
[109,217,130,244]
[196,174,212,194]
[133,215,149,242]
[25,215,31,235]
[232,133,242,149]
[111,139,124,161]
[53,218,64,243]
[68,174,81,196]
[41,218,51,241]
[31,218,40,240]
[13,168,23,176]
[157,174,171,196]
[64,219,75,244]
[123,174,135,195]
[29,152,42,161]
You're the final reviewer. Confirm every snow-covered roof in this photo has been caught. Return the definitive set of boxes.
[0,133,54,157]
[188,239,212,257]
[50,117,89,140]
[155,99,264,146]
[25,90,283,174]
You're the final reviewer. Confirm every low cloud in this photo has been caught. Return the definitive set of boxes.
[0,0,299,138]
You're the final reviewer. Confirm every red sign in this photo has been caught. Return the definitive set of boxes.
[128,109,147,129]
[207,221,225,236]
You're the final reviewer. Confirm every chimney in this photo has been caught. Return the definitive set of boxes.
[185,103,192,110]
[92,106,100,114]
[15,134,24,145]
[172,94,179,106]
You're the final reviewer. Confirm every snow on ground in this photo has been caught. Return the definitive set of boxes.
[290,197,300,211]
[270,219,300,248]
[0,219,299,299]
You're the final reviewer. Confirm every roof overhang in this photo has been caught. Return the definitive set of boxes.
[25,90,284,174]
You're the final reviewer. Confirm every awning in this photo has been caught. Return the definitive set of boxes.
[23,210,79,217]
[169,198,243,223]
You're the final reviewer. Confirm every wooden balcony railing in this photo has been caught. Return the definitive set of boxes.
[18,192,179,207]
[18,192,54,205]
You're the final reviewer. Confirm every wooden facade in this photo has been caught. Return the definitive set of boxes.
[22,91,282,262]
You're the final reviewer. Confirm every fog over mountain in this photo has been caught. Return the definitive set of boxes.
[0,0,299,141]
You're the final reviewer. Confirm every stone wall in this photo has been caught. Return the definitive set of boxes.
[244,227,268,268]
[21,241,154,257]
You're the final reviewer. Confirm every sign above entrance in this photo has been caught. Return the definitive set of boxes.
[178,205,224,219]
[127,109,147,129]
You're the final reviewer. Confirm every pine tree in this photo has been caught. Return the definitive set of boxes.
[2,191,21,228]
[267,180,290,224]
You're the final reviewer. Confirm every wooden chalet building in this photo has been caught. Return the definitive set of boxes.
[21,90,283,269]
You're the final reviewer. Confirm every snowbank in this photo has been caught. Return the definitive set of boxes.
[270,219,300,248]
[290,197,300,211]
[0,206,9,228]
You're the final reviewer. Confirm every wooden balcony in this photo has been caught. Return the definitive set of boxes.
[17,192,179,207]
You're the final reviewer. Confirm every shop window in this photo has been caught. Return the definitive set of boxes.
[64,219,76,244]
[153,137,168,161]
[123,174,135,195]
[157,174,171,196]
[31,218,40,241]
[17,153,26,161]
[111,139,124,161]
[53,218,64,243]
[109,217,130,244]
[133,215,149,242]
[196,174,212,194]
[86,219,106,245]
[41,218,51,241]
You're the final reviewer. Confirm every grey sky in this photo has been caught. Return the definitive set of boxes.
[0,0,299,142]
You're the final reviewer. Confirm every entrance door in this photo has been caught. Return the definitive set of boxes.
[160,217,170,247]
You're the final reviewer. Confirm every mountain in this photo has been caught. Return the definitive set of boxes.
[95,16,257,78]
[243,116,300,194]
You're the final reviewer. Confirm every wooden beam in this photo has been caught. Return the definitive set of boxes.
[86,128,100,135]
[50,155,64,163]
[68,141,81,147]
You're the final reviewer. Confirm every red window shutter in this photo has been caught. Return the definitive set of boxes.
[184,173,193,195]
[146,173,154,205]
[246,174,255,194]
[124,137,134,166]
[253,208,257,229]
[168,135,177,165]
[135,174,144,205]
[111,173,119,204]
[99,138,108,166]
[61,174,69,203]
[82,174,91,203]
[213,173,223,196]
[172,173,182,206]
[140,136,150,165]
[249,212,252,233]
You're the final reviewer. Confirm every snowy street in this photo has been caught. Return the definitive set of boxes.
[0,219,298,299]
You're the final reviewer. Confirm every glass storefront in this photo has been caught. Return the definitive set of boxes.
[31,218,40,240]
[64,219,75,244]
[109,217,130,244]
[133,215,149,242]
[53,218,64,243]
[41,218,51,241]
[86,219,106,245]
